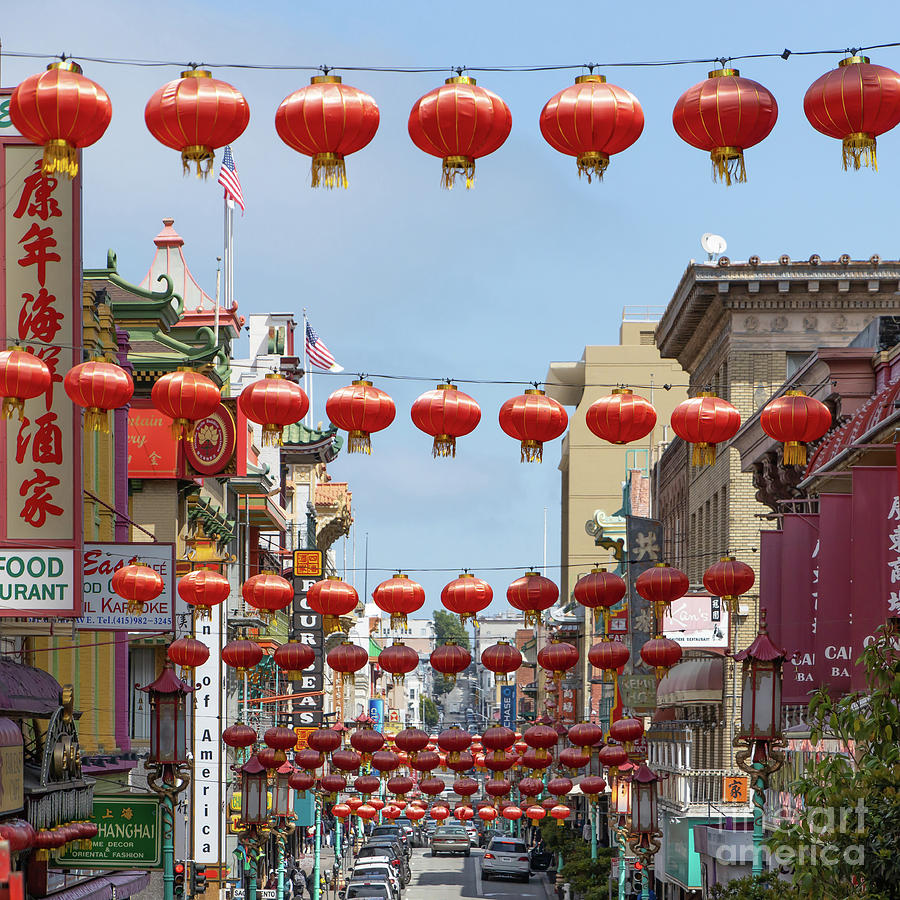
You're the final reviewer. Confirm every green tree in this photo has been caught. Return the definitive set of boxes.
[419,696,439,728]
[432,610,471,650]
[537,821,612,900]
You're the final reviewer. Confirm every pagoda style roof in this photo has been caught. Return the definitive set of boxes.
[281,422,343,464]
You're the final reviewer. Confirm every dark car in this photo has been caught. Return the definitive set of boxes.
[361,841,410,884]
[370,825,410,856]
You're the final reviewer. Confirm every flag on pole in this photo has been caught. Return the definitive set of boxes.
[217,145,245,212]
[305,321,343,372]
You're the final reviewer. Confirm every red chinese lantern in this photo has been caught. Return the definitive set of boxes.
[567,722,604,749]
[178,569,230,619]
[670,393,741,466]
[406,806,426,822]
[357,803,378,820]
[598,743,629,770]
[381,804,400,819]
[547,777,573,798]
[307,728,342,755]
[430,643,471,687]
[586,388,657,444]
[273,642,316,680]
[485,778,512,798]
[760,391,832,466]
[345,797,364,812]
[486,753,517,773]
[481,641,522,684]
[507,572,559,627]
[550,804,571,826]
[539,75,643,182]
[238,375,309,446]
[296,749,325,772]
[635,563,689,617]
[703,556,756,614]
[804,55,900,170]
[558,747,591,771]
[275,75,379,188]
[580,776,607,801]
[608,717,644,748]
[408,75,511,189]
[265,726,300,765]
[332,803,351,820]
[167,637,209,675]
[523,725,558,759]
[64,361,134,432]
[257,747,280,770]
[10,61,112,177]
[447,751,474,773]
[320,773,347,796]
[327,641,369,687]
[640,637,683,678]
[351,728,385,760]
[525,805,546,822]
[332,749,362,773]
[419,776,446,796]
[517,776,543,798]
[482,726,515,754]
[144,69,249,176]
[378,641,420,685]
[499,389,568,463]
[0,350,51,419]
[430,805,450,821]
[537,641,579,684]
[371,750,400,775]
[438,726,472,761]
[394,728,429,755]
[441,572,493,626]
[478,806,498,823]
[222,723,257,748]
[372,573,426,630]
[306,577,359,633]
[387,775,414,797]
[242,573,293,623]
[672,68,778,184]
[574,568,627,632]
[290,770,316,795]
[453,805,475,821]
[501,805,522,821]
[221,640,263,674]
[410,751,440,773]
[411,383,482,458]
[588,639,630,673]
[112,564,165,615]
[325,380,396,454]
[151,370,221,441]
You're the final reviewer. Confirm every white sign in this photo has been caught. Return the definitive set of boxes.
[0,548,75,616]
[663,593,729,648]
[78,543,175,631]
[260,891,277,900]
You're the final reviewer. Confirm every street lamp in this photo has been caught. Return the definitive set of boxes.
[272,762,297,900]
[626,764,661,900]
[240,755,269,825]
[733,610,786,877]
[139,663,193,900]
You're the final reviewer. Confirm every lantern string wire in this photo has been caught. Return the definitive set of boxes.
[5,42,900,72]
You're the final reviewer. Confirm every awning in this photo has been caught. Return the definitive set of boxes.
[45,871,151,900]
[657,658,723,706]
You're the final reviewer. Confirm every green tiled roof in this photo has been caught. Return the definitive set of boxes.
[283,422,343,451]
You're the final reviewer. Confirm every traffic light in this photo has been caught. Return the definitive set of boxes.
[190,862,208,896]
[174,861,186,897]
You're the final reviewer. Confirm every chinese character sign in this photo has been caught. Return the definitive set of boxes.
[293,550,323,579]
[722,775,748,804]
[1,136,81,616]
[626,516,663,674]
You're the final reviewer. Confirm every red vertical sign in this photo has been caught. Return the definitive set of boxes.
[759,528,783,649]
[816,494,853,695]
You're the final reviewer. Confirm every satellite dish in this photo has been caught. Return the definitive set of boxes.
[701,233,727,259]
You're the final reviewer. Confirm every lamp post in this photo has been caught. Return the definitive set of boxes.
[238,754,271,900]
[272,763,296,900]
[733,610,786,877]
[626,764,661,900]
[607,766,632,900]
[139,663,193,900]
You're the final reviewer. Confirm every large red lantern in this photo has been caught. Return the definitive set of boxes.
[430,643,471,687]
[703,556,756,614]
[306,577,359,633]
[372,573,426,630]
[573,568,627,632]
[517,776,544,798]
[481,641,522,683]
[307,728,342,755]
[567,722,604,749]
[10,61,112,177]
[221,640,263,674]
[670,393,741,466]
[547,777,573,798]
[290,770,316,795]
[394,728,429,755]
[238,375,309,446]
[441,573,493,627]
[537,641,578,684]
[326,641,369,687]
[144,69,250,176]
[760,391,832,466]
[501,805,522,821]
[378,641,420,684]
[507,572,559,627]
[167,637,209,675]
[640,637,683,678]
[408,75,511,189]
[522,724,558,760]
[332,803,351,820]
[0,350,52,419]
[588,639,630,673]
[586,388,656,444]
[481,725,516,754]
[499,389,568,463]
[608,717,644,748]
[447,751,474,773]
[411,384,482,458]
[326,380,396,454]
[598,743,629,770]
[112,564,165,615]
[331,749,362,772]
[273,642,316,679]
[539,75,644,182]
[430,805,450,822]
[635,563,689,618]
[222,723,257,748]
[387,775,415,797]
[410,750,440,773]
[296,749,325,772]
[265,726,300,765]
[525,804,546,822]
[64,361,134,432]
[485,778,512,798]
[242,573,293,623]
[356,804,377,820]
[419,776,446,796]
[275,75,380,188]
[672,68,778,184]
[580,776,607,801]
[151,370,221,441]
[550,804,571,826]
[178,569,230,619]
[478,806,498,823]
[438,726,472,761]
[319,774,347,796]
[558,747,591,771]
[804,55,900,170]
[351,727,385,758]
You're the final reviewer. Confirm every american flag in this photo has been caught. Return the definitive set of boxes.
[305,321,343,372]
[217,145,245,212]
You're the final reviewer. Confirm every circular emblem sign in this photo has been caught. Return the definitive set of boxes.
[186,405,236,475]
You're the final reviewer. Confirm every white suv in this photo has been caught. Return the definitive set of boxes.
[481,836,531,882]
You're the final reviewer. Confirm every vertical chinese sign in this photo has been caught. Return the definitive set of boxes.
[0,124,82,617]
[625,516,663,676]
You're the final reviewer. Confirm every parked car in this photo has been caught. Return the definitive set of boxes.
[394,818,419,847]
[430,825,471,857]
[360,843,410,885]
[355,848,407,883]
[343,880,392,900]
[370,825,410,857]
[481,836,531,882]
[351,862,403,897]
[463,822,478,845]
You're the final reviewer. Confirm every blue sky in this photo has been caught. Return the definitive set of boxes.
[7,0,900,612]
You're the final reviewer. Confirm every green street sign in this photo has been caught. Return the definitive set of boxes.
[57,793,161,870]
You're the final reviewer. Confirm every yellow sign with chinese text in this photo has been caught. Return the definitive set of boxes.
[293,550,323,579]
[722,775,749,803]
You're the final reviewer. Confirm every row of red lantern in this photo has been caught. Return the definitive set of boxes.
[11,57,900,187]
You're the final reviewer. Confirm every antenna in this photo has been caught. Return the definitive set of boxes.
[701,233,727,262]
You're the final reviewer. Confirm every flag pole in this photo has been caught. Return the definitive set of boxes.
[303,307,311,427]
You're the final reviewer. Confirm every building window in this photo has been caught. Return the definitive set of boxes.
[639,331,655,345]
[129,646,156,742]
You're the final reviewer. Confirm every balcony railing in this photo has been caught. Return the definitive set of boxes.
[656,766,753,814]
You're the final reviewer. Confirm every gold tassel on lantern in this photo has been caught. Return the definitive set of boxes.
[348,430,372,454]
[442,156,476,190]
[576,151,610,184]
[261,424,284,447]
[171,418,195,441]
[692,441,717,467]
[710,146,746,185]
[1,397,25,420]
[126,599,147,616]
[84,407,111,433]
[782,440,807,466]
[520,440,543,464]
[390,613,408,632]
[842,133,877,171]
[181,145,215,178]
[311,152,349,189]
[43,139,79,179]
[433,434,456,458]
